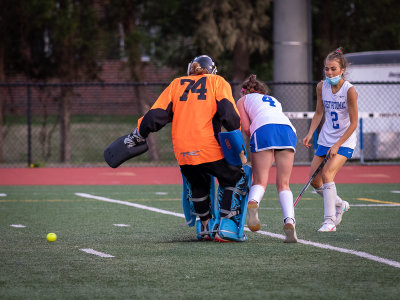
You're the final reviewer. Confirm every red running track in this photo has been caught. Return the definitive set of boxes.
[0,165,399,185]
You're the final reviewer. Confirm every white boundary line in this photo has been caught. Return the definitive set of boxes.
[351,204,400,207]
[75,193,400,269]
[251,229,400,269]
[80,248,114,258]
[10,224,26,228]
[75,193,184,218]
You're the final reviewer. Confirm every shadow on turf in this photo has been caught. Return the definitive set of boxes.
[161,238,208,243]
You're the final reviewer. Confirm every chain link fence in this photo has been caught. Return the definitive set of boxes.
[0,82,399,167]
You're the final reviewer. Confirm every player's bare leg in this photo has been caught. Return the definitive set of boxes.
[247,150,274,231]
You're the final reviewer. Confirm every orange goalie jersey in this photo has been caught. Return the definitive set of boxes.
[137,74,240,165]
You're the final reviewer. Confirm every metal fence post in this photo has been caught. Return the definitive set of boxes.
[27,84,32,167]
[359,118,364,165]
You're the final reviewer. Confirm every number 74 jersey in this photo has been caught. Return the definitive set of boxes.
[318,80,357,149]
[137,74,241,165]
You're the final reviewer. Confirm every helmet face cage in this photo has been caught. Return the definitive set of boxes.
[187,55,217,75]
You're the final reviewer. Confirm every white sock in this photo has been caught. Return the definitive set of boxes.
[279,190,295,223]
[315,185,343,207]
[248,185,265,205]
[322,182,337,223]
[336,195,343,207]
[314,186,324,197]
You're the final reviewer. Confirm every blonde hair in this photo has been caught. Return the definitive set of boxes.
[241,74,269,95]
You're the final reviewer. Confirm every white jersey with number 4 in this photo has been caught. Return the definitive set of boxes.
[244,93,296,136]
[318,80,357,149]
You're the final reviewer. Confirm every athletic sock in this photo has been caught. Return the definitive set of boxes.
[315,185,343,206]
[279,190,295,223]
[336,195,344,207]
[322,182,337,223]
[314,185,324,197]
[248,185,265,205]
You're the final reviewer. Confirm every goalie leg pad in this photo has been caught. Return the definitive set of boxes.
[181,173,196,227]
[218,129,247,166]
[215,165,253,241]
[181,172,217,227]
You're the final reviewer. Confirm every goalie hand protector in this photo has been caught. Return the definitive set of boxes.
[218,130,247,166]
[124,128,145,148]
[104,134,148,168]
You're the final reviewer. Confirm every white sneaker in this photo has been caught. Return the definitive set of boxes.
[335,200,350,226]
[318,222,336,232]
[247,200,261,232]
[283,219,298,243]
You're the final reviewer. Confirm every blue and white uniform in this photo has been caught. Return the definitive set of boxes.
[244,93,297,153]
[316,80,357,158]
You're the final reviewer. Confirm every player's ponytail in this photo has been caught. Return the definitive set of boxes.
[241,74,269,95]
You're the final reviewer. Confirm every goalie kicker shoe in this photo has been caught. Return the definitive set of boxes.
[247,200,261,232]
[214,233,234,243]
[283,218,298,243]
[335,200,350,226]
[213,223,234,243]
[199,221,213,241]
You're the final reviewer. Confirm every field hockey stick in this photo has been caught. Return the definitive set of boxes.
[293,155,329,207]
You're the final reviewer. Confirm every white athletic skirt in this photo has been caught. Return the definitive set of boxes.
[250,124,297,153]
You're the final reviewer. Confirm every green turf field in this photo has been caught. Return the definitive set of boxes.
[1,184,399,299]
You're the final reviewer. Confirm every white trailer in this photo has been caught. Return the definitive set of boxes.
[344,51,400,161]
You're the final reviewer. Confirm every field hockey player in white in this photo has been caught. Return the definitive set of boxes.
[237,75,298,243]
[303,47,358,232]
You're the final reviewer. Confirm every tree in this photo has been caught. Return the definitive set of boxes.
[48,0,100,162]
[0,0,101,163]
[102,0,161,161]
[143,0,272,87]
[194,0,271,85]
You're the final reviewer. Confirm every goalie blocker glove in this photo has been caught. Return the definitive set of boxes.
[124,128,145,148]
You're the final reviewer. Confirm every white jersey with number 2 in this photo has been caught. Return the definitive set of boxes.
[244,93,296,136]
[318,80,357,149]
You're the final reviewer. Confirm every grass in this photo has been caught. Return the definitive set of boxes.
[0,183,400,299]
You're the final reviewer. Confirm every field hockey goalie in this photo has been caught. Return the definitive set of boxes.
[181,130,252,242]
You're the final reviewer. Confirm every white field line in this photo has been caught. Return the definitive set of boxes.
[351,204,400,207]
[75,193,400,269]
[80,248,114,258]
[75,193,185,218]
[250,229,400,269]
